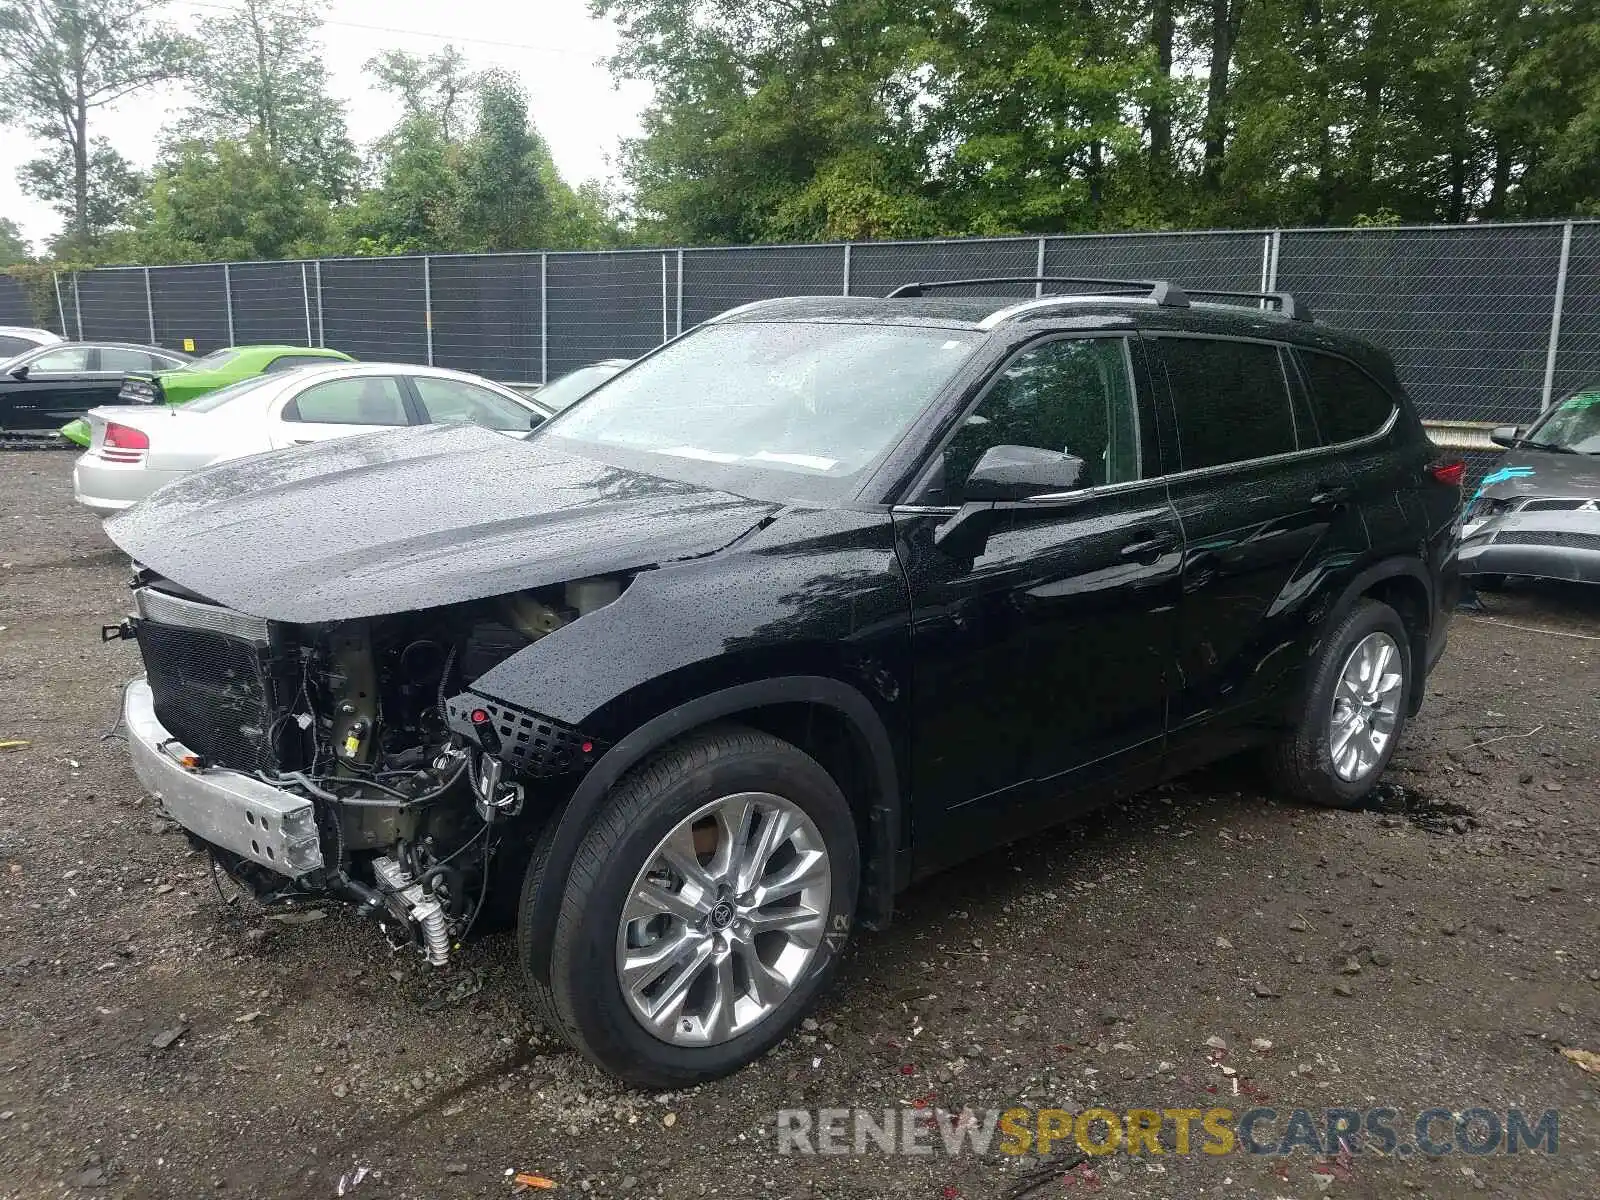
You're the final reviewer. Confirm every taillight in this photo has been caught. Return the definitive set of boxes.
[101,422,150,463]
[1428,459,1465,487]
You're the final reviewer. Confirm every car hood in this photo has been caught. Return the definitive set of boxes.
[1473,448,1600,501]
[105,424,782,623]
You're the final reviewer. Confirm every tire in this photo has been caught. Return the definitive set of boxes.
[529,724,859,1087]
[1267,599,1412,809]
[1470,572,1507,591]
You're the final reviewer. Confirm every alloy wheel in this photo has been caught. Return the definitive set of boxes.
[1328,631,1404,782]
[615,791,831,1046]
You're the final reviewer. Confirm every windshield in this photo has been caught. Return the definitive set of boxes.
[187,349,240,371]
[547,322,980,498]
[180,375,281,413]
[537,362,627,411]
[1525,389,1600,454]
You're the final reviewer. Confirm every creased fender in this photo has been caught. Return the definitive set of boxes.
[520,676,903,987]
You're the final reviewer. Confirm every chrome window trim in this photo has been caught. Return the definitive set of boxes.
[895,396,1399,508]
[1157,406,1400,486]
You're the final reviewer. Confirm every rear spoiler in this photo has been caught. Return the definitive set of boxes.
[118,374,164,404]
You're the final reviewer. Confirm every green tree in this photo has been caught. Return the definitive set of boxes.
[0,216,30,264]
[335,113,463,253]
[0,0,193,252]
[182,0,356,199]
[128,135,329,262]
[455,70,554,250]
[19,136,146,244]
[366,45,476,142]
[598,0,940,243]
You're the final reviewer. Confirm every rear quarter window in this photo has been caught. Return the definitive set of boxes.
[1296,350,1398,444]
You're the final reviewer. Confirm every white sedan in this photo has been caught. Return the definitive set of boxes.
[73,362,556,514]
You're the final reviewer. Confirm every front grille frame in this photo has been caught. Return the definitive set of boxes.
[1493,529,1600,552]
[130,588,304,774]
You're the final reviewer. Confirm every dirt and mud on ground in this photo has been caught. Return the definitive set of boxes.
[1,450,1597,1200]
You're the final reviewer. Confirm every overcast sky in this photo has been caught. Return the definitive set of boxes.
[0,0,652,251]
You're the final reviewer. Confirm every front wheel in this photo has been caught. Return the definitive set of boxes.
[1267,599,1412,809]
[530,725,859,1087]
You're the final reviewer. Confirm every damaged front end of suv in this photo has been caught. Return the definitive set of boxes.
[98,421,803,978]
[112,570,627,963]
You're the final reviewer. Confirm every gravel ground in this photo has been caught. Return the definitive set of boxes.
[1,449,1597,1200]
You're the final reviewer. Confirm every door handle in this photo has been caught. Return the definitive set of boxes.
[1311,480,1352,507]
[1119,530,1178,560]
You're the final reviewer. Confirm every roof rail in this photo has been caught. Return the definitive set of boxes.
[1184,288,1314,322]
[885,276,1191,307]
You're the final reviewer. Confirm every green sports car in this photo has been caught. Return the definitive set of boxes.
[60,344,355,445]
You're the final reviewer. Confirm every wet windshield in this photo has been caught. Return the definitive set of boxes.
[1525,390,1600,454]
[538,362,627,411]
[180,375,281,413]
[547,321,980,498]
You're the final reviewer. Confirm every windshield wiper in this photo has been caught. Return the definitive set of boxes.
[1520,440,1579,454]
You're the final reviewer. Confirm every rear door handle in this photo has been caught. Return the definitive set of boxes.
[1119,530,1178,561]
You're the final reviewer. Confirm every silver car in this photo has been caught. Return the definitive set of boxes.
[1460,387,1600,587]
[72,362,555,514]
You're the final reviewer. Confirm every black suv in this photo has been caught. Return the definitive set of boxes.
[105,278,1462,1086]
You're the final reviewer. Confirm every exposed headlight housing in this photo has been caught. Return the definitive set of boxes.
[1464,495,1514,525]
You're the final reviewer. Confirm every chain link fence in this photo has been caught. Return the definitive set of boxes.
[5,220,1598,428]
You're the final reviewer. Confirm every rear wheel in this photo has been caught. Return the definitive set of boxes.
[529,725,858,1087]
[1267,599,1411,809]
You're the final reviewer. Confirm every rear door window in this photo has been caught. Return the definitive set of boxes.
[100,348,156,373]
[413,376,536,431]
[283,376,409,425]
[1295,350,1397,444]
[1155,338,1298,470]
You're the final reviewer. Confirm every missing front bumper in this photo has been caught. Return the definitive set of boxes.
[124,678,324,877]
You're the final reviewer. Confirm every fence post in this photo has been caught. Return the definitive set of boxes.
[661,252,670,345]
[144,268,156,343]
[675,248,685,335]
[422,255,434,365]
[313,261,325,346]
[1035,237,1046,296]
[52,272,67,336]
[222,263,235,346]
[301,263,313,345]
[539,252,548,384]
[71,273,83,339]
[842,244,852,296]
[1265,230,1282,293]
[1258,233,1272,295]
[1540,221,1573,412]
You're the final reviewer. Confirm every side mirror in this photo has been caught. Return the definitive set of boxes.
[963,444,1085,502]
[1489,425,1522,449]
[9,364,29,380]
[529,414,544,430]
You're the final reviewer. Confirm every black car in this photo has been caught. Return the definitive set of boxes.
[0,341,193,431]
[103,277,1461,1087]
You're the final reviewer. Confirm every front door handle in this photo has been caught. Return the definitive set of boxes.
[1119,530,1178,561]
